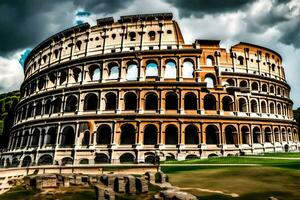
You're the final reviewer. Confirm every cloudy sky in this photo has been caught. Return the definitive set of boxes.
[0,0,299,108]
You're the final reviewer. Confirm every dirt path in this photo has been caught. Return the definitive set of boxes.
[174,186,239,197]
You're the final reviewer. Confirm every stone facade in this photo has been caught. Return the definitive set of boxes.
[0,13,299,167]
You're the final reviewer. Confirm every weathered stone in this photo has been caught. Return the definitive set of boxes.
[125,175,136,194]
[114,176,125,193]
[159,189,198,200]
[155,172,167,183]
[94,184,115,200]
[94,184,105,200]
[145,172,156,184]
[136,176,148,193]
[268,197,279,200]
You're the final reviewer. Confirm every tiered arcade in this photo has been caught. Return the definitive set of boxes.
[1,13,299,167]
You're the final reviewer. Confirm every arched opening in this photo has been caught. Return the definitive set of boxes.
[239,98,247,112]
[35,102,42,116]
[270,85,275,93]
[61,126,75,147]
[282,128,287,141]
[44,99,51,114]
[185,125,199,144]
[165,125,178,145]
[251,82,259,91]
[84,93,98,111]
[204,94,216,110]
[165,92,178,110]
[21,156,32,167]
[52,97,62,113]
[206,56,214,66]
[38,77,45,90]
[59,70,67,85]
[241,126,250,144]
[82,131,90,146]
[264,127,272,143]
[145,61,158,77]
[186,155,198,160]
[11,158,20,167]
[261,101,267,113]
[270,102,275,114]
[22,131,29,147]
[225,125,237,144]
[165,61,177,79]
[27,104,34,118]
[108,64,119,79]
[31,129,40,147]
[46,127,56,145]
[65,95,77,112]
[120,153,135,163]
[184,93,197,110]
[237,56,244,65]
[143,124,158,145]
[124,92,137,110]
[262,84,268,92]
[38,154,53,166]
[89,65,101,81]
[120,124,136,145]
[95,154,109,164]
[240,81,248,88]
[62,157,73,165]
[205,75,215,88]
[105,93,117,110]
[274,128,280,142]
[145,154,157,164]
[277,104,282,115]
[72,68,82,82]
[145,93,158,110]
[79,159,89,165]
[182,61,194,78]
[96,125,111,145]
[253,127,261,143]
[206,125,219,144]
[227,79,235,86]
[250,100,258,113]
[222,96,233,111]
[148,31,156,41]
[127,63,138,80]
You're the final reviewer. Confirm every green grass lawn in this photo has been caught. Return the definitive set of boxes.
[246,152,300,158]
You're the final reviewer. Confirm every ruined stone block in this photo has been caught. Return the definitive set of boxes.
[155,172,167,183]
[125,175,136,194]
[136,176,148,193]
[114,176,125,193]
[145,172,156,184]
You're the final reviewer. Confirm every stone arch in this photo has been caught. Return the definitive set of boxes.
[22,131,29,147]
[126,61,138,81]
[46,127,56,145]
[240,80,248,88]
[144,153,158,164]
[261,101,267,113]
[182,59,194,78]
[282,128,287,141]
[145,60,158,77]
[79,159,89,165]
[206,55,214,66]
[241,126,250,144]
[21,156,32,167]
[165,60,177,79]
[144,124,158,145]
[270,102,275,114]
[44,99,51,114]
[225,125,238,144]
[204,94,216,110]
[277,103,282,115]
[120,153,135,163]
[250,99,258,113]
[186,154,198,160]
[105,92,117,110]
[262,84,268,92]
[61,126,75,147]
[52,97,62,113]
[65,95,78,112]
[72,67,82,82]
[35,101,42,116]
[165,92,178,110]
[205,125,219,144]
[11,157,20,167]
[82,131,90,145]
[89,64,101,81]
[38,154,53,166]
[120,124,136,144]
[264,127,272,143]
[165,124,178,145]
[237,56,244,65]
[270,85,275,93]
[185,124,199,144]
[95,153,109,164]
[96,124,112,145]
[274,127,280,142]
[226,78,235,86]
[108,62,119,79]
[184,92,197,110]
[62,157,73,165]
[124,92,137,110]
[59,70,67,85]
[222,96,233,111]
[204,74,215,88]
[84,93,98,111]
[253,127,261,143]
[239,98,247,112]
[145,92,158,110]
[31,128,40,147]
[251,82,259,91]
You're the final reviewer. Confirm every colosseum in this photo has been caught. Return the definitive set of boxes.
[0,13,299,167]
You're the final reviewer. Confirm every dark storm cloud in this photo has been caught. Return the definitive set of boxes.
[278,18,300,48]
[0,0,133,55]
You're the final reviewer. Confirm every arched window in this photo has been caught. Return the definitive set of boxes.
[27,104,33,118]
[204,94,216,110]
[21,156,32,167]
[222,96,233,111]
[95,154,109,163]
[182,61,194,78]
[270,85,275,93]
[250,100,258,113]
[82,131,90,146]
[89,65,101,81]
[264,127,272,143]
[227,79,235,86]
[240,80,248,88]
[253,127,261,143]
[72,68,82,82]
[184,93,197,110]
[59,70,67,85]
[61,126,75,147]
[146,61,158,77]
[185,125,199,144]
[239,98,247,112]
[52,97,62,113]
[251,82,258,91]
[46,127,56,145]
[237,56,244,65]
[96,125,111,145]
[124,92,137,110]
[241,126,250,144]
[84,93,98,111]
[165,125,178,145]
[65,95,77,112]
[205,75,215,88]
[277,104,282,115]
[127,63,138,80]
[105,93,117,110]
[143,124,158,145]
[206,125,219,144]
[38,77,45,90]
[165,92,178,110]
[120,153,135,163]
[225,126,237,144]
[282,128,287,141]
[31,129,40,147]
[274,128,280,142]
[37,155,53,166]
[277,87,281,95]
[261,101,267,113]
[35,102,42,116]
[165,61,176,79]
[44,99,51,114]
[120,124,136,144]
[206,56,214,66]
[148,31,156,41]
[262,84,268,92]
[145,93,158,110]
[270,102,275,114]
[22,131,29,147]
[108,64,119,80]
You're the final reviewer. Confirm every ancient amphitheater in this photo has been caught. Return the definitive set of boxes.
[1,13,299,167]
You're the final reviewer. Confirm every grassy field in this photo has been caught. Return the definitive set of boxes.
[161,153,300,200]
